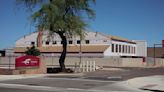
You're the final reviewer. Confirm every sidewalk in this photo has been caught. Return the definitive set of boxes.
[0,73,84,81]
[0,74,46,81]
[127,75,164,91]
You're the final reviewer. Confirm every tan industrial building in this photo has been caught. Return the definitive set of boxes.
[14,30,147,57]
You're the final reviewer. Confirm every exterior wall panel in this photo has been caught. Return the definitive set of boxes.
[134,40,147,57]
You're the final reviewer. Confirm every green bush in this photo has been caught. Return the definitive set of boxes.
[25,46,40,56]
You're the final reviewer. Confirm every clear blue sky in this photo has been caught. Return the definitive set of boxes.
[0,0,164,49]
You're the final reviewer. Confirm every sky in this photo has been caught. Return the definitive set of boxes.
[0,0,164,49]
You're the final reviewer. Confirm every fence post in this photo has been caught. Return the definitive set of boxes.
[82,61,85,72]
[79,62,82,72]
[86,61,88,72]
[89,61,92,72]
[74,62,77,72]
[9,55,11,70]
[78,60,96,73]
[93,61,95,71]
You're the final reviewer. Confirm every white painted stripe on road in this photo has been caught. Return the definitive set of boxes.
[42,77,116,83]
[0,83,126,92]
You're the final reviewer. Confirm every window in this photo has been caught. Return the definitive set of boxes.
[45,41,49,45]
[77,40,81,44]
[132,47,134,54]
[119,45,121,53]
[116,44,118,52]
[69,40,73,44]
[125,45,128,53]
[128,46,130,53]
[131,47,133,54]
[134,47,136,54]
[103,40,107,42]
[52,41,57,44]
[112,44,114,52]
[122,45,124,53]
[85,40,90,44]
[31,42,35,45]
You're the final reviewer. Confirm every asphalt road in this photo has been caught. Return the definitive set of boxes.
[0,87,58,92]
[0,76,146,92]
[1,67,164,92]
[0,77,113,89]
[84,67,164,80]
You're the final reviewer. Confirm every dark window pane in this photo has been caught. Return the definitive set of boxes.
[46,41,49,45]
[86,40,89,44]
[31,42,35,45]
[119,45,121,53]
[112,44,114,52]
[123,45,124,53]
[69,40,73,44]
[126,45,127,53]
[128,46,130,53]
[53,41,57,44]
[77,40,81,44]
[116,44,118,52]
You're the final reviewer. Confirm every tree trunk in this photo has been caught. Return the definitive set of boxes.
[57,31,67,72]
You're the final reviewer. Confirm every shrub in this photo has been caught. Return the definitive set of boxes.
[25,46,40,56]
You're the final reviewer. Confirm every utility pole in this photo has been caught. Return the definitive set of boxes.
[153,44,156,66]
[153,44,162,66]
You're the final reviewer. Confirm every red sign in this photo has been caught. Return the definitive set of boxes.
[15,55,40,68]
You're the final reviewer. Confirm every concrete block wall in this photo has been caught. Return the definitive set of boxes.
[154,58,164,67]
[43,57,122,67]
[121,58,144,67]
[146,57,164,67]
[1,56,164,70]
[42,56,145,68]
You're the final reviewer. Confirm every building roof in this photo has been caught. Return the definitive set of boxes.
[111,36,136,44]
[14,45,110,53]
[96,32,136,44]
